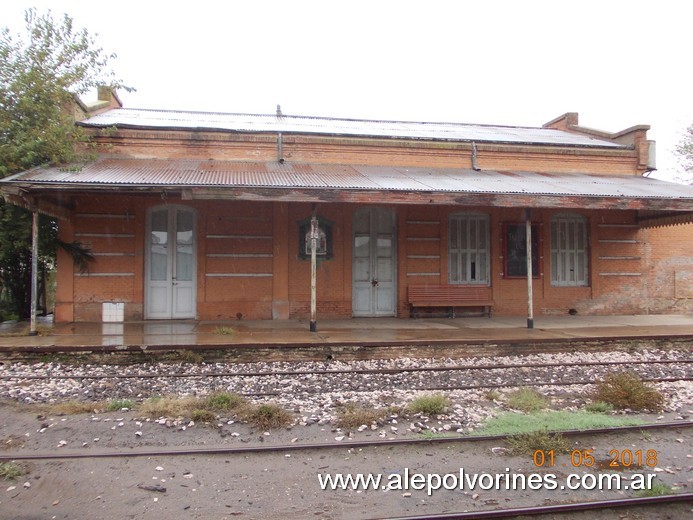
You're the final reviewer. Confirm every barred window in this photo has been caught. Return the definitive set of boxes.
[550,214,588,286]
[448,213,489,284]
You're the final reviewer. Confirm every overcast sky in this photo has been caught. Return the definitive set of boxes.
[1,1,691,181]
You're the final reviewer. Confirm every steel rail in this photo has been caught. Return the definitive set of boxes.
[2,420,690,462]
[377,493,693,520]
[1,358,690,380]
[1,333,692,354]
[240,376,691,397]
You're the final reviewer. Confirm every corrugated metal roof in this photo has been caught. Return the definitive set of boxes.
[6,159,692,202]
[77,108,626,149]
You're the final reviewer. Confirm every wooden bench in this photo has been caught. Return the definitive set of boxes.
[408,285,493,318]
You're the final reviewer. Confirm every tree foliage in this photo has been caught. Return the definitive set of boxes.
[675,124,693,184]
[0,9,128,319]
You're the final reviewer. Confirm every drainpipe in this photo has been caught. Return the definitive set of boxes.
[29,209,39,336]
[277,105,284,164]
[525,208,534,329]
[471,142,481,171]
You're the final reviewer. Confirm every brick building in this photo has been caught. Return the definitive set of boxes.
[2,90,692,323]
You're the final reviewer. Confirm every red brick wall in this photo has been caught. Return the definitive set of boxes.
[643,223,693,313]
[57,196,686,322]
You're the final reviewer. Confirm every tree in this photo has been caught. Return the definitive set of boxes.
[675,124,693,184]
[0,9,130,320]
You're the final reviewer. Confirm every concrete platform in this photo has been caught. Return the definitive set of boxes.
[0,314,692,353]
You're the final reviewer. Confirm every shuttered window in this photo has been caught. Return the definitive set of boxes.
[448,213,490,284]
[550,214,589,286]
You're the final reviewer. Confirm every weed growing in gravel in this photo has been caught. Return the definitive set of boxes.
[637,482,674,497]
[106,399,135,412]
[175,350,204,364]
[0,462,24,480]
[584,401,614,414]
[335,404,390,429]
[43,400,99,415]
[190,409,216,423]
[593,371,665,412]
[213,326,235,336]
[242,403,293,430]
[506,388,548,412]
[407,394,449,415]
[506,429,570,456]
[473,410,642,436]
[484,389,501,401]
[138,396,202,418]
[204,392,245,412]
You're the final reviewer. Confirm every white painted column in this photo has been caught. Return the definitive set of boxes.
[30,210,39,336]
[525,208,534,329]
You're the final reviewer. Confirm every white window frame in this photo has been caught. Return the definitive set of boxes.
[550,213,589,287]
[448,213,490,285]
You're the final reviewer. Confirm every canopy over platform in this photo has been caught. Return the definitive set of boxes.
[3,158,693,228]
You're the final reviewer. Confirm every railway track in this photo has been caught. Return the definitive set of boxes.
[2,422,690,519]
[382,493,693,520]
[1,357,690,402]
[2,420,690,461]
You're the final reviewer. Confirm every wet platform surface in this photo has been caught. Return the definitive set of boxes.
[0,315,692,351]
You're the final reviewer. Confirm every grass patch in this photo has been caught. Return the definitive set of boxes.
[584,401,614,414]
[176,350,204,364]
[506,430,570,456]
[204,392,244,412]
[41,400,100,415]
[213,326,235,336]
[137,395,290,429]
[485,389,501,401]
[473,410,643,436]
[407,394,449,415]
[190,409,217,423]
[0,462,25,480]
[593,371,665,412]
[138,396,202,419]
[242,403,293,430]
[506,388,548,412]
[106,399,135,412]
[335,404,390,429]
[637,482,674,497]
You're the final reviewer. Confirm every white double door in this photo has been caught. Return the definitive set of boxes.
[352,208,396,316]
[145,206,196,319]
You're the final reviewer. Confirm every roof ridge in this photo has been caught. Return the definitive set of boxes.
[109,106,552,131]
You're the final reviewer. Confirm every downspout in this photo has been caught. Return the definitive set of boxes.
[277,104,284,164]
[471,142,481,171]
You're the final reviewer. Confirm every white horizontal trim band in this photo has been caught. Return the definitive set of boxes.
[207,253,273,258]
[206,235,272,239]
[205,273,273,277]
[75,233,135,238]
[75,272,135,277]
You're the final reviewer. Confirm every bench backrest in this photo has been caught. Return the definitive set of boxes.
[408,285,491,303]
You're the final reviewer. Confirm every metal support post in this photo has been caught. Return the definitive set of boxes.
[525,208,534,329]
[30,210,39,336]
[310,213,318,332]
